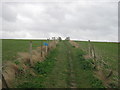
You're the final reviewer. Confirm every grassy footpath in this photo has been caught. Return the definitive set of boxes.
[43,41,104,88]
[64,41,104,88]
[11,40,104,88]
[15,44,58,88]
[21,41,104,88]
[43,41,69,88]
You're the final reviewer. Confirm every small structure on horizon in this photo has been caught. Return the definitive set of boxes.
[52,37,56,40]
[65,37,70,40]
[58,37,62,41]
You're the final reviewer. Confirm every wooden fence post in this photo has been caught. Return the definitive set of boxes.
[106,70,113,79]
[91,44,96,59]
[48,38,49,52]
[88,40,91,57]
[46,46,48,53]
[54,37,56,47]
[41,41,42,57]
[30,41,33,66]
[2,74,8,88]
[46,38,49,53]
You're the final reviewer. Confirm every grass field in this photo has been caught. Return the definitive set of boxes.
[2,39,118,88]
[76,41,118,87]
[14,41,104,88]
[76,41,118,71]
[2,39,49,61]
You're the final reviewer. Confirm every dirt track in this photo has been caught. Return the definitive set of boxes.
[64,41,77,88]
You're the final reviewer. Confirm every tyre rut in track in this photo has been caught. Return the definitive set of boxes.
[63,41,77,88]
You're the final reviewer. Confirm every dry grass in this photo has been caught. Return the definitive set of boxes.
[49,41,56,49]
[0,79,1,89]
[83,54,90,59]
[3,61,19,87]
[2,40,58,88]
[17,52,30,64]
[69,41,79,48]
[94,69,112,87]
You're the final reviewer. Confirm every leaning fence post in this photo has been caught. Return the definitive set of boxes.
[2,74,8,88]
[30,41,33,66]
[106,70,113,79]
[93,45,96,59]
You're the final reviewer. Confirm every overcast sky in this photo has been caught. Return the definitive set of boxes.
[0,0,119,41]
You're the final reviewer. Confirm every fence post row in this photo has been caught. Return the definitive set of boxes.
[88,40,113,79]
[88,40,97,69]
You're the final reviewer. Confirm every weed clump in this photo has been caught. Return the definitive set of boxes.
[16,48,57,88]
[77,51,93,70]
[34,49,57,75]
[89,75,104,88]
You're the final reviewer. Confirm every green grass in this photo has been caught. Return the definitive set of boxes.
[13,41,105,88]
[2,39,49,61]
[43,41,69,88]
[65,41,104,88]
[74,50,104,88]
[76,41,118,71]
[15,43,58,88]
[2,40,110,88]
[33,41,104,88]
[76,41,118,87]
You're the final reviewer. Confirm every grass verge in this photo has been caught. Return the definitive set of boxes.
[15,46,58,88]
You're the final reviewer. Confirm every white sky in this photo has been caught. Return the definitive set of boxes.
[0,0,119,41]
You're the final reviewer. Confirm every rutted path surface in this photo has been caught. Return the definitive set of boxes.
[43,41,77,88]
[42,41,104,88]
[64,42,77,88]
[2,40,106,88]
